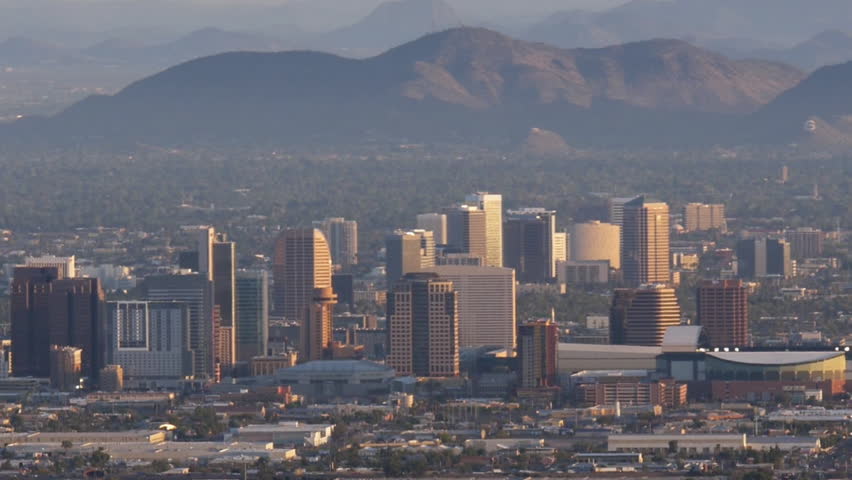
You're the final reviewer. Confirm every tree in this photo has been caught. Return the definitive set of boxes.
[150,459,171,473]
[88,447,110,468]
[61,440,73,450]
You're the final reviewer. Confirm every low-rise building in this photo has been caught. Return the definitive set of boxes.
[748,436,821,453]
[608,434,747,454]
[229,422,334,447]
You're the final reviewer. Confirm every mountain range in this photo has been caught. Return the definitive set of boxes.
[8,27,834,149]
[525,0,852,49]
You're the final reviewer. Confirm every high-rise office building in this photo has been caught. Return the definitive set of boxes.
[517,320,558,389]
[622,197,670,286]
[571,221,621,270]
[504,208,557,283]
[24,255,76,278]
[313,218,359,267]
[785,228,824,260]
[235,270,269,362]
[427,265,516,350]
[610,285,681,346]
[385,229,436,286]
[736,238,793,279]
[697,280,749,348]
[50,345,82,391]
[684,203,726,232]
[48,278,107,382]
[464,193,503,267]
[387,273,459,377]
[416,213,448,246]
[445,205,487,263]
[301,287,337,362]
[11,267,61,377]
[197,227,216,282]
[608,196,641,227]
[11,266,105,381]
[107,301,192,387]
[143,274,215,379]
[212,234,236,366]
[272,228,332,322]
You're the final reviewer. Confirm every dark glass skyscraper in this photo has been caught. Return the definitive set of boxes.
[236,270,269,361]
[11,267,106,381]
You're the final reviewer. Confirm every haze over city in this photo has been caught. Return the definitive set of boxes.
[0,0,849,479]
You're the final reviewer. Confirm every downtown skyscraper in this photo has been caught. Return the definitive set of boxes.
[387,273,459,377]
[622,197,670,286]
[313,217,359,268]
[504,208,557,283]
[385,229,436,286]
[697,280,749,348]
[464,192,503,267]
[272,228,333,323]
[11,266,106,382]
[235,270,269,362]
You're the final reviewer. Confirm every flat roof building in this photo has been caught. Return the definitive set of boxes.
[426,265,516,350]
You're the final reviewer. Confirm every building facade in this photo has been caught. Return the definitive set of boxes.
[785,228,824,260]
[444,205,487,264]
[427,265,516,350]
[301,287,337,362]
[570,221,621,270]
[387,273,459,377]
[313,217,358,267]
[736,238,793,279]
[697,280,749,348]
[107,301,192,388]
[11,266,105,381]
[50,345,82,391]
[684,203,726,232]
[385,229,435,286]
[517,320,558,389]
[464,192,503,267]
[212,235,236,367]
[504,208,557,283]
[416,213,448,246]
[622,198,670,286]
[610,285,681,347]
[235,270,269,362]
[272,228,332,323]
[143,274,215,379]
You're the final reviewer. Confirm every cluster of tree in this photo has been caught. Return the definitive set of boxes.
[0,147,847,258]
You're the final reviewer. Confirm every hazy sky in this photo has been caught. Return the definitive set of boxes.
[0,0,629,35]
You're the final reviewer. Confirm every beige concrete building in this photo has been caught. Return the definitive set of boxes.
[272,228,332,323]
[445,205,488,265]
[465,192,503,267]
[416,213,448,246]
[622,198,670,286]
[313,217,358,267]
[684,203,726,232]
[570,221,621,270]
[427,265,516,350]
[385,229,435,286]
[387,273,459,377]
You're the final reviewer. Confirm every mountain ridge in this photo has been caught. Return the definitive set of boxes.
[3,27,808,148]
